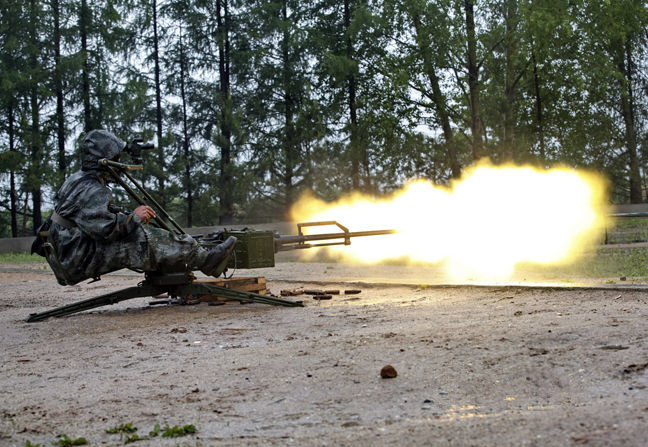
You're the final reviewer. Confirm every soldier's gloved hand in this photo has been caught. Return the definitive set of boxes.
[134,205,156,224]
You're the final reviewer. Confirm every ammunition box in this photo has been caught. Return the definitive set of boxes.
[222,229,275,269]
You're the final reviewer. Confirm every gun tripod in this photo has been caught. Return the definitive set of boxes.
[26,272,303,322]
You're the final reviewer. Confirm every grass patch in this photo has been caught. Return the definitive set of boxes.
[105,423,137,434]
[124,433,149,444]
[605,217,648,244]
[104,423,198,444]
[149,423,197,438]
[0,252,43,264]
[516,246,648,281]
[588,246,648,278]
[53,435,87,446]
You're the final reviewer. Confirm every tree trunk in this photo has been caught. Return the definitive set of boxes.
[22,192,30,234]
[80,0,91,132]
[616,39,642,203]
[281,1,296,216]
[411,11,460,178]
[179,31,193,227]
[304,143,313,190]
[531,49,546,161]
[29,0,42,233]
[30,81,42,234]
[53,0,66,184]
[152,0,166,207]
[464,0,482,161]
[501,0,517,161]
[345,0,360,190]
[217,0,234,224]
[8,104,18,238]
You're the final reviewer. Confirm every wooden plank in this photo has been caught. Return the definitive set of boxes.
[193,276,266,302]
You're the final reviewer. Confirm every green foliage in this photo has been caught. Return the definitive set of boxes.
[606,218,648,244]
[148,423,197,438]
[52,435,87,447]
[24,441,42,447]
[163,424,197,438]
[103,421,197,443]
[0,149,24,173]
[0,252,43,264]
[124,434,149,444]
[148,424,161,438]
[514,244,648,281]
[105,423,137,434]
[586,247,648,278]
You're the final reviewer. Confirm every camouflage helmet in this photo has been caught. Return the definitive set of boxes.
[81,130,126,171]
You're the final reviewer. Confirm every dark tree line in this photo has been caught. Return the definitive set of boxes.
[1,0,647,237]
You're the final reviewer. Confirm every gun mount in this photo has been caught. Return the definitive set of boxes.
[199,221,396,269]
[27,150,395,322]
[26,272,301,323]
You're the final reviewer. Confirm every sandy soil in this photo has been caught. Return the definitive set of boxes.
[1,262,648,446]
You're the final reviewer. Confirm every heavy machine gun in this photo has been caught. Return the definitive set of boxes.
[26,141,395,322]
[199,221,396,270]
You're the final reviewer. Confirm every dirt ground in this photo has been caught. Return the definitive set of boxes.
[1,261,648,446]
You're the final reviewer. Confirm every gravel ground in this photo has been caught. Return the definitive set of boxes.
[1,262,647,446]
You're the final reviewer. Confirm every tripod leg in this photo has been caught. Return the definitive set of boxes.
[175,283,303,307]
[26,284,166,322]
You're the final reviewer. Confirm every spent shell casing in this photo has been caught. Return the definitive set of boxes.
[280,290,297,296]
[304,289,325,295]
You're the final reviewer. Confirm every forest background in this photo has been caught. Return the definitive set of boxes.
[1,0,647,238]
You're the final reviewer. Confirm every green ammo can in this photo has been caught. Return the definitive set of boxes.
[222,229,276,269]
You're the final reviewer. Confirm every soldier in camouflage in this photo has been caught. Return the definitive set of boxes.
[37,130,235,286]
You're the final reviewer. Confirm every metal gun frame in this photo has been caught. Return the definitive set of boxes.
[275,221,396,251]
[28,158,395,321]
[26,272,301,323]
[27,158,304,322]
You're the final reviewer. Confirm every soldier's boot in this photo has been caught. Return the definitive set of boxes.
[200,236,237,277]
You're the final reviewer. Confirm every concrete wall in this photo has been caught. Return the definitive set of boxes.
[0,237,34,254]
[612,203,648,214]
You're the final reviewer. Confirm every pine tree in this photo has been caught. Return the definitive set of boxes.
[238,0,316,218]
[0,0,28,236]
[574,0,648,202]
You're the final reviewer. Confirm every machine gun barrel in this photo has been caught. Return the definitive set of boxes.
[274,221,396,252]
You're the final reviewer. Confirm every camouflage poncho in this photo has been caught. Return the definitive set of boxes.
[44,130,207,285]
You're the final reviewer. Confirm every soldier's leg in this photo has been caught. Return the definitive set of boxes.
[142,226,208,272]
[91,226,207,276]
[134,227,236,275]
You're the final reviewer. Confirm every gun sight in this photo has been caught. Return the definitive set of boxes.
[124,138,154,164]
